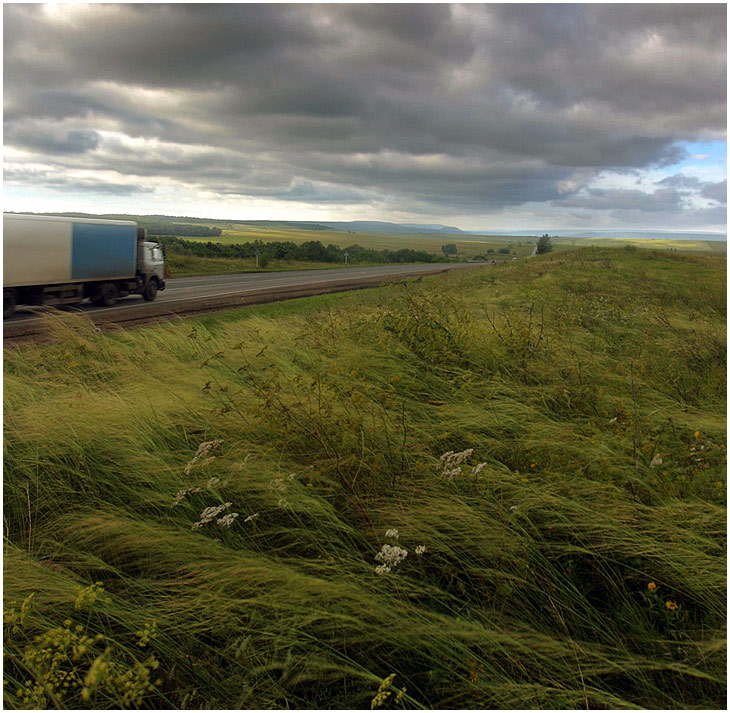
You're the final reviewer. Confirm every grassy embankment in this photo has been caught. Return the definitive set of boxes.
[4,247,726,709]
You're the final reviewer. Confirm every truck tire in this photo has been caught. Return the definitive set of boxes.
[142,278,158,301]
[94,283,118,307]
[4,288,17,319]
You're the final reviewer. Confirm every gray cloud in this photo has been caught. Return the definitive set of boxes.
[10,129,100,155]
[4,165,151,196]
[655,175,727,207]
[3,3,726,228]
[701,179,727,204]
[553,187,687,213]
[657,174,703,190]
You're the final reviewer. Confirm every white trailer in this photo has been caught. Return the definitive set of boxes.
[3,214,167,318]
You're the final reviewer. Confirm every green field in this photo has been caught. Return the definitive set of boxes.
[215,223,535,258]
[160,223,530,277]
[550,236,727,255]
[3,247,726,709]
[166,219,725,258]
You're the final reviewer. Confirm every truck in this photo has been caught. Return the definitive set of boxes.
[3,213,167,318]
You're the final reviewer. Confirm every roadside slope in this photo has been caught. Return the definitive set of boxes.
[4,247,725,709]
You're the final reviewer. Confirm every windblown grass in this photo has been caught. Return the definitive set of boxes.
[3,247,725,709]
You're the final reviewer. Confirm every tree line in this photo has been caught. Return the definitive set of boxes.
[145,222,222,237]
[157,235,446,265]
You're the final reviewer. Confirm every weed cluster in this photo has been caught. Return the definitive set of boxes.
[4,588,161,709]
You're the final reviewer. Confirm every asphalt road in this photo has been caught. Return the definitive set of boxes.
[157,262,482,309]
[3,262,487,338]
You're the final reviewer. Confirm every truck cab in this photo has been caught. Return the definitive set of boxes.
[135,229,167,301]
[140,242,166,279]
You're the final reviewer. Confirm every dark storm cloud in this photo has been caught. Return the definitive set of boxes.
[3,3,726,222]
[487,4,726,113]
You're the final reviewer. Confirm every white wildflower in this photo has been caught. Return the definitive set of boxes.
[437,449,474,481]
[171,486,202,507]
[270,478,287,492]
[374,544,408,574]
[243,513,260,523]
[415,545,427,556]
[217,512,239,527]
[649,455,663,468]
[385,528,399,539]
[184,440,224,475]
[192,502,232,530]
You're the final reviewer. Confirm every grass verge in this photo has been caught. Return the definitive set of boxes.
[3,246,726,709]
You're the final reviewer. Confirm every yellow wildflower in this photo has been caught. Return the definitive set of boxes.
[694,431,700,438]
[371,673,396,710]
[665,600,678,611]
[647,582,657,592]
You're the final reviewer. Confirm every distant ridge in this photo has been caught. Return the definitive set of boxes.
[466,228,727,241]
[5,212,724,241]
[319,221,465,234]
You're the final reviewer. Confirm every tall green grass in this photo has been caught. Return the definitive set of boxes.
[4,247,725,709]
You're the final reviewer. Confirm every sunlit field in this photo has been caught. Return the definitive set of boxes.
[214,224,535,259]
[551,236,726,255]
[4,247,725,709]
[175,221,725,260]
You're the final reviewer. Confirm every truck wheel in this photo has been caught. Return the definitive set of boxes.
[94,283,118,307]
[142,278,158,301]
[3,288,17,319]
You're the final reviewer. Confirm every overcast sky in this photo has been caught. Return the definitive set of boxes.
[3,3,727,232]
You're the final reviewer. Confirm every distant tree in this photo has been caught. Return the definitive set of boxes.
[300,240,328,262]
[498,247,510,255]
[536,235,553,254]
[146,222,222,237]
[487,248,494,254]
[442,243,458,256]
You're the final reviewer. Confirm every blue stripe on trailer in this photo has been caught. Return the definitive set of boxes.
[71,223,137,280]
